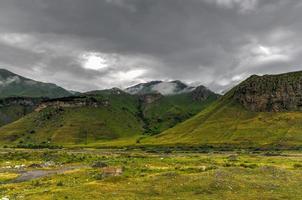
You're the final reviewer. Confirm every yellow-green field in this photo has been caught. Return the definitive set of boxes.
[1,149,302,200]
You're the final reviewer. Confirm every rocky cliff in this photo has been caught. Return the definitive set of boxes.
[139,93,163,105]
[35,96,109,112]
[0,97,44,126]
[191,85,217,101]
[232,71,302,112]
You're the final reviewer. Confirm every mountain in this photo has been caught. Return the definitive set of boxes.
[139,86,219,135]
[0,97,44,127]
[143,71,302,149]
[0,89,143,146]
[0,85,219,146]
[232,71,302,112]
[0,68,72,98]
[125,80,195,95]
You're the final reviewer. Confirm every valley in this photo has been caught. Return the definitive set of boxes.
[1,1,302,199]
[1,69,302,199]
[0,70,219,147]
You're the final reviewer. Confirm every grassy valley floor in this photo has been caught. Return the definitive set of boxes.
[0,149,302,200]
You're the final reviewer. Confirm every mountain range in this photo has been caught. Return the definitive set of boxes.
[1,68,302,149]
[0,69,219,146]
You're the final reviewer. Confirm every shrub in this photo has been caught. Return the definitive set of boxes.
[240,163,258,169]
[93,173,103,180]
[293,163,302,169]
[57,181,64,186]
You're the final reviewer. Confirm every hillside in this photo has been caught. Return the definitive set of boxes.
[143,71,302,149]
[0,68,72,98]
[0,90,143,146]
[0,85,218,146]
[0,97,44,126]
[140,86,219,135]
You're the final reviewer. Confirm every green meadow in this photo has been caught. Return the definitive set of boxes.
[1,148,302,200]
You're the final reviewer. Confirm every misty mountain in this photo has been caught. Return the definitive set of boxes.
[143,70,302,148]
[0,68,72,98]
[125,80,196,95]
[0,85,219,146]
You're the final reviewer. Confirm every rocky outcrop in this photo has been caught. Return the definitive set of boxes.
[191,86,217,101]
[232,71,302,112]
[139,93,163,105]
[0,97,44,126]
[0,97,43,107]
[35,96,109,112]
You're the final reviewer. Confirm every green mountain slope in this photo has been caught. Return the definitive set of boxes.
[0,68,72,98]
[0,97,43,127]
[143,71,302,149]
[140,87,219,135]
[0,86,218,146]
[0,90,143,146]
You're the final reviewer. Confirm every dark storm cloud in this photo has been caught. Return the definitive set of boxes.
[0,0,301,92]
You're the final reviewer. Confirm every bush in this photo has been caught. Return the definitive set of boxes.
[93,173,103,180]
[91,161,108,168]
[240,163,258,169]
[223,162,235,167]
[227,155,238,162]
[293,163,302,169]
[15,143,62,149]
[57,181,64,186]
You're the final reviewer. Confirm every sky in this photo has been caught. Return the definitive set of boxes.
[0,0,301,93]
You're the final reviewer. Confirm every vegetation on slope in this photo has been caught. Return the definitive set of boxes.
[141,92,218,135]
[0,91,143,146]
[0,68,71,98]
[0,97,43,127]
[0,86,218,146]
[143,71,302,148]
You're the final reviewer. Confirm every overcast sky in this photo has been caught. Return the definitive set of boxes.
[0,0,301,93]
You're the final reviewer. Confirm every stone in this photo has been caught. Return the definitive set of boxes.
[232,71,302,112]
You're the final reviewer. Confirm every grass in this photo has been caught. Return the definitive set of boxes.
[2,91,302,149]
[142,97,302,148]
[142,93,218,135]
[0,90,217,147]
[0,92,144,146]
[0,149,302,199]
[0,172,19,182]
[0,106,143,146]
[0,104,35,127]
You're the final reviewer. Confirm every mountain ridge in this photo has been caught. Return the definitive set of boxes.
[125,80,197,95]
[142,70,302,148]
[0,83,218,146]
[0,68,72,98]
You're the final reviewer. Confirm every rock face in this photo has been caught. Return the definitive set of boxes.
[232,71,302,112]
[0,97,43,107]
[139,93,163,105]
[191,86,217,101]
[0,97,44,126]
[35,96,109,112]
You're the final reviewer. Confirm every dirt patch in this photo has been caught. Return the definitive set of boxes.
[5,165,83,184]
